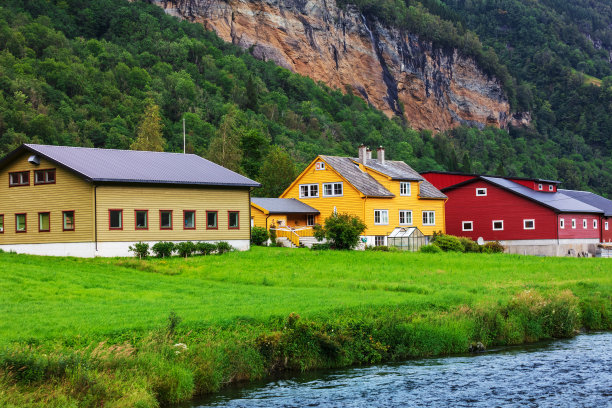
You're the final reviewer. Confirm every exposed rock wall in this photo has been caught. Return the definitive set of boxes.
[151,0,510,131]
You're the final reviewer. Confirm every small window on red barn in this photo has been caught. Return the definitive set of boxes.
[476,188,487,196]
[523,219,535,230]
[593,219,598,229]
[492,220,504,231]
[583,219,587,229]
[560,219,565,229]
[548,185,553,192]
[462,221,473,231]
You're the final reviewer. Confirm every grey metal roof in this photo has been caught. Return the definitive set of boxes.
[14,144,260,187]
[559,189,612,217]
[321,156,394,197]
[359,159,424,181]
[252,198,320,214]
[482,177,602,213]
[419,179,447,199]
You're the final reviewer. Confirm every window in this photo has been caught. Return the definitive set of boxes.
[109,210,123,230]
[400,182,411,196]
[593,219,598,229]
[228,211,239,229]
[476,188,487,196]
[160,210,172,230]
[15,213,26,233]
[315,161,325,170]
[374,210,389,225]
[549,185,554,191]
[9,171,29,187]
[399,210,412,225]
[560,218,565,229]
[606,222,609,231]
[135,210,148,230]
[323,182,343,197]
[492,220,504,230]
[374,236,385,246]
[462,221,473,231]
[0,214,3,233]
[538,184,543,190]
[307,214,315,226]
[63,211,75,231]
[523,219,535,230]
[422,211,435,226]
[34,169,56,185]
[583,219,587,229]
[38,212,50,232]
[572,219,576,229]
[183,210,195,229]
[299,184,319,198]
[206,211,218,229]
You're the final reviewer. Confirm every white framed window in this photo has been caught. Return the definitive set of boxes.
[399,210,412,225]
[374,210,389,225]
[605,221,609,231]
[583,219,587,229]
[322,182,343,197]
[422,211,435,226]
[492,220,504,230]
[299,183,319,198]
[307,214,315,226]
[549,185,554,191]
[315,161,325,170]
[462,221,473,231]
[538,184,543,190]
[374,236,386,246]
[572,219,576,229]
[476,188,487,196]
[593,219,598,229]
[523,219,535,230]
[560,218,565,229]
[400,182,411,196]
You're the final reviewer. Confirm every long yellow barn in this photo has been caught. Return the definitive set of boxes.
[268,146,447,246]
[0,144,260,257]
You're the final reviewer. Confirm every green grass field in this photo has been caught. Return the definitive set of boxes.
[0,247,610,407]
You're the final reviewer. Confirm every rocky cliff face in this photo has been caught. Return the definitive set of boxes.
[151,0,510,131]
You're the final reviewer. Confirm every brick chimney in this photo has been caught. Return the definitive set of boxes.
[366,148,372,161]
[358,144,367,164]
[377,146,385,165]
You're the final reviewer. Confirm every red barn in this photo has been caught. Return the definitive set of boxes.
[421,172,604,256]
[561,189,612,243]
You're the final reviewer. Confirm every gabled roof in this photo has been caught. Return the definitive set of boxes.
[0,144,260,188]
[360,159,423,181]
[251,198,319,214]
[422,170,561,185]
[560,189,612,217]
[444,176,601,213]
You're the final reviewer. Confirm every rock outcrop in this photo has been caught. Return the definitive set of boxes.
[151,0,510,131]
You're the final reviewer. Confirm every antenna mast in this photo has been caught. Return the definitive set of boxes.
[183,117,186,154]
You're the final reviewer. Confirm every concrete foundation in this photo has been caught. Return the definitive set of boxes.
[499,239,600,257]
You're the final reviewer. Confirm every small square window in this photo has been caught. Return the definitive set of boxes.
[15,213,26,233]
[400,182,411,196]
[523,219,535,230]
[476,188,487,196]
[560,219,565,229]
[206,211,218,229]
[38,212,50,232]
[63,211,75,231]
[228,211,239,229]
[462,221,473,231]
[183,210,195,229]
[160,210,172,229]
[109,210,123,230]
[135,210,148,230]
[492,220,504,230]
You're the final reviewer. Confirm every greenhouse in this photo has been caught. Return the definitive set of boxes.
[387,227,428,251]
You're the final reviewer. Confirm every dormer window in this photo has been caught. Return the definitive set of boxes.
[476,188,487,196]
[548,185,553,192]
[400,182,411,196]
[315,162,325,170]
[538,184,543,190]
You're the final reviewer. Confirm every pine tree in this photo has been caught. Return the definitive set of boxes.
[131,103,165,152]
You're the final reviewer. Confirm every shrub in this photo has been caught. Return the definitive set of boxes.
[251,227,269,246]
[459,237,481,253]
[482,241,505,253]
[310,243,331,250]
[431,234,464,252]
[313,213,367,250]
[152,241,175,258]
[216,242,232,254]
[420,244,442,253]
[195,242,216,256]
[366,245,390,251]
[175,241,196,258]
[129,242,150,259]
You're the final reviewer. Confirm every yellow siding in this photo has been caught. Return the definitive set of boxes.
[0,153,94,244]
[280,157,364,224]
[96,185,250,242]
[251,205,268,228]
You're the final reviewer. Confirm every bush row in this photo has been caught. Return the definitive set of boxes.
[422,234,505,254]
[129,241,233,259]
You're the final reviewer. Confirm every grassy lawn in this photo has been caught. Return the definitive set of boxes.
[1,247,610,343]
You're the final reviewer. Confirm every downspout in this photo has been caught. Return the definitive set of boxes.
[94,184,98,253]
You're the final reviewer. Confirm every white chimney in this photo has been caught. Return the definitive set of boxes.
[366,148,372,161]
[358,144,367,164]
[377,146,385,165]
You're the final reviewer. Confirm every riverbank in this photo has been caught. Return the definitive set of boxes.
[0,247,610,407]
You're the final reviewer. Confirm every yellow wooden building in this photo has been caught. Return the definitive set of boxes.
[276,146,447,246]
[251,198,319,229]
[0,144,260,257]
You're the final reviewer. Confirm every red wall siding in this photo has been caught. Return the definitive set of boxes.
[421,173,475,190]
[510,179,557,192]
[601,217,612,242]
[557,214,601,240]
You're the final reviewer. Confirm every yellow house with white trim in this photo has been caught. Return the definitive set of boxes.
[276,146,447,246]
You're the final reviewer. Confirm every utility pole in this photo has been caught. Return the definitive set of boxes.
[183,117,186,154]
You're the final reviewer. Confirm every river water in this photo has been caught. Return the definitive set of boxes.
[192,332,612,407]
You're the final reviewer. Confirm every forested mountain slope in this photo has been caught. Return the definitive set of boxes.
[0,0,610,196]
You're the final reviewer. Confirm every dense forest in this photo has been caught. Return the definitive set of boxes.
[0,0,610,196]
